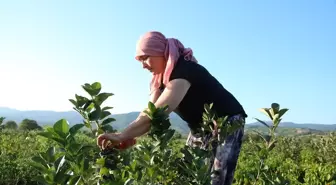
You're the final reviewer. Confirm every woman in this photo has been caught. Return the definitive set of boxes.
[97,31,247,185]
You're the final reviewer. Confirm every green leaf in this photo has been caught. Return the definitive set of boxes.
[53,156,71,184]
[53,119,70,137]
[95,92,113,106]
[204,104,211,114]
[272,114,280,125]
[55,156,66,174]
[278,108,289,118]
[88,107,101,121]
[67,142,82,154]
[83,121,91,129]
[45,147,56,162]
[38,132,66,147]
[100,167,109,175]
[100,111,111,119]
[83,100,93,112]
[148,101,156,112]
[259,108,273,120]
[75,94,89,107]
[80,157,90,172]
[69,124,84,136]
[152,145,161,154]
[96,158,105,166]
[82,82,101,96]
[267,140,277,151]
[0,117,5,122]
[51,136,67,147]
[122,170,130,180]
[124,179,134,185]
[78,145,94,154]
[254,118,270,128]
[163,129,175,143]
[269,108,275,118]
[102,106,113,111]
[96,128,104,136]
[69,176,81,185]
[101,124,114,132]
[102,118,116,125]
[91,82,101,91]
[164,149,172,160]
[38,131,55,140]
[252,130,268,143]
[69,99,77,107]
[143,110,152,119]
[28,161,48,172]
[31,155,48,168]
[32,176,48,184]
[54,172,71,184]
[46,127,54,133]
[271,103,280,112]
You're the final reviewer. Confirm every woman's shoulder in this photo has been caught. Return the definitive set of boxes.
[175,56,203,69]
[170,56,209,82]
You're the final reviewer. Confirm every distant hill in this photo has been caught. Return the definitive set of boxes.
[1,107,335,135]
[0,107,191,134]
[245,125,327,136]
[0,107,82,125]
[247,121,336,132]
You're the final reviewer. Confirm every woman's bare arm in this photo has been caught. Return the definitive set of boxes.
[149,88,162,104]
[119,79,191,141]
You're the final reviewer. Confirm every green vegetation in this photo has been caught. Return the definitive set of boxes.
[0,82,335,185]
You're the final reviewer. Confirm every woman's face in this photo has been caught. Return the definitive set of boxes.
[138,55,166,75]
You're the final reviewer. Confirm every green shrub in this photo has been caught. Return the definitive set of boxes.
[0,82,335,185]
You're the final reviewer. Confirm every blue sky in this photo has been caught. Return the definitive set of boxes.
[0,0,335,124]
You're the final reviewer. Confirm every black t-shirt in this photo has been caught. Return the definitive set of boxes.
[160,56,247,132]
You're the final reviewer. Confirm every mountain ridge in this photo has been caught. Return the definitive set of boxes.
[1,107,335,135]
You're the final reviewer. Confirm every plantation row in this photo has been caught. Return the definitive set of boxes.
[0,82,335,185]
[1,130,335,184]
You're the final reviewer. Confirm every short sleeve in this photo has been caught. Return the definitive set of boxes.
[169,59,196,84]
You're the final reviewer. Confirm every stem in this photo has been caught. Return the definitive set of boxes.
[95,120,100,135]
[163,158,166,184]
[253,159,264,185]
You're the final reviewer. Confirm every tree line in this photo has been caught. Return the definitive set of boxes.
[0,117,42,131]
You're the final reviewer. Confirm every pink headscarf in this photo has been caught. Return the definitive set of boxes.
[135,31,198,94]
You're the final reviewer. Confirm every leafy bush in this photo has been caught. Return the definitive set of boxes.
[19,119,42,131]
[4,120,18,130]
[0,117,5,131]
[0,130,56,185]
[1,82,335,185]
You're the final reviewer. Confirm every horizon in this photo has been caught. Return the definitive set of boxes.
[0,106,334,126]
[1,1,335,125]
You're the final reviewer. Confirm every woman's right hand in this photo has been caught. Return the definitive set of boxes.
[97,132,123,150]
